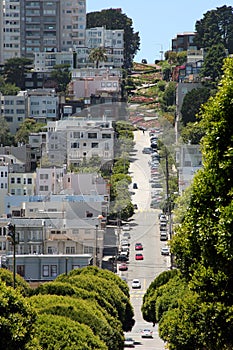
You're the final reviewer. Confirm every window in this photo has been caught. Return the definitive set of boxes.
[88,132,97,139]
[17,177,21,184]
[17,265,25,277]
[66,247,75,254]
[42,265,49,277]
[84,246,93,254]
[51,265,57,277]
[71,142,79,148]
[91,142,98,148]
[102,134,111,139]
[11,177,15,184]
[27,178,32,184]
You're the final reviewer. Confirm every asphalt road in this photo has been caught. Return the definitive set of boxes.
[119,130,169,349]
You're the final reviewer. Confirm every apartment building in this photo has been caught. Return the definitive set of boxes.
[0,163,8,216]
[43,118,115,167]
[172,32,199,53]
[27,89,59,122]
[8,172,36,196]
[0,0,86,64]
[0,91,28,134]
[176,144,202,193]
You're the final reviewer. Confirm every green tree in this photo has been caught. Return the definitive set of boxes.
[194,6,233,53]
[181,87,211,125]
[169,57,233,348]
[0,116,14,146]
[200,44,227,82]
[14,118,45,144]
[87,9,140,69]
[0,281,36,350]
[0,76,20,95]
[32,313,107,350]
[50,64,71,93]
[89,47,108,68]
[3,57,33,89]
[180,121,206,144]
[162,82,176,107]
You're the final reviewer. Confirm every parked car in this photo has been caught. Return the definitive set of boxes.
[151,183,162,188]
[131,279,141,289]
[142,147,153,154]
[117,254,129,262]
[135,242,143,250]
[122,224,130,231]
[160,232,168,241]
[135,253,144,260]
[141,329,153,338]
[124,337,135,348]
[119,263,128,271]
[161,246,170,256]
[122,231,131,239]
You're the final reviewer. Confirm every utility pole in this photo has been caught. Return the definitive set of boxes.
[93,224,98,267]
[7,223,18,289]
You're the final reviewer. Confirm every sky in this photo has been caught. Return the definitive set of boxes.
[87,1,232,63]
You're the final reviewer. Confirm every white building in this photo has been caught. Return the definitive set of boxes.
[0,91,28,134]
[0,162,9,215]
[43,118,115,167]
[34,51,74,72]
[176,144,202,193]
[8,172,36,197]
[27,89,59,122]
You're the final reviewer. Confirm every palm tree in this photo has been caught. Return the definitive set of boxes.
[89,47,108,68]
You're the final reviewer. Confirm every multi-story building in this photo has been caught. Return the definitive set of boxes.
[0,0,86,64]
[176,144,202,193]
[0,162,9,215]
[0,91,28,134]
[27,89,59,122]
[172,32,199,53]
[8,172,36,197]
[42,118,115,167]
[34,51,74,72]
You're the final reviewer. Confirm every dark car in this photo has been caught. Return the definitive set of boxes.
[117,254,129,262]
[133,183,138,189]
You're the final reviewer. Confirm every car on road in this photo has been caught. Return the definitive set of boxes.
[151,183,162,188]
[135,253,144,260]
[122,224,130,231]
[122,231,131,239]
[119,263,128,271]
[117,254,129,262]
[141,329,153,338]
[131,279,141,289]
[142,147,154,154]
[135,242,143,250]
[161,246,170,256]
[124,337,135,348]
[133,182,138,189]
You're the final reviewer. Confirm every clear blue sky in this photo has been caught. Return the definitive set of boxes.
[87,1,232,63]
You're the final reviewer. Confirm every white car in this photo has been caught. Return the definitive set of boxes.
[122,224,130,231]
[161,246,170,256]
[141,329,153,338]
[131,279,141,289]
[124,337,135,348]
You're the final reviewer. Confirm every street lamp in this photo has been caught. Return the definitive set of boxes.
[6,223,19,289]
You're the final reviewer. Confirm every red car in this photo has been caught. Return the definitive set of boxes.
[135,253,144,260]
[119,263,128,271]
[135,243,143,250]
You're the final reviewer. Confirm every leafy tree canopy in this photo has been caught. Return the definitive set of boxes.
[87,8,140,69]
[180,121,206,144]
[50,64,71,93]
[89,47,107,68]
[0,116,14,146]
[194,5,233,54]
[3,57,33,90]
[200,44,227,82]
[181,87,211,125]
[0,281,36,350]
[14,118,45,144]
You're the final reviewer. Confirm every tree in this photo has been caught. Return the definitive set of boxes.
[200,44,227,82]
[3,58,33,90]
[89,47,108,68]
[180,122,206,145]
[0,116,14,146]
[169,57,233,348]
[194,6,233,53]
[0,281,36,350]
[181,87,211,125]
[162,82,176,107]
[14,118,45,144]
[87,9,140,69]
[50,64,71,93]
